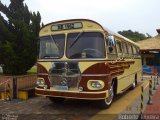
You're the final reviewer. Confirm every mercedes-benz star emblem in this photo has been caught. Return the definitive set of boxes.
[61,78,67,86]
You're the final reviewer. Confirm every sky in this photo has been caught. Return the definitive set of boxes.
[1,0,160,36]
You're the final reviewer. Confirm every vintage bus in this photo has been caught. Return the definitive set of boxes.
[35,19,142,108]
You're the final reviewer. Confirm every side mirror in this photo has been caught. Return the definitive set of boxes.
[106,35,116,52]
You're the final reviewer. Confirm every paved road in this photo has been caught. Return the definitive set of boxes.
[0,79,150,120]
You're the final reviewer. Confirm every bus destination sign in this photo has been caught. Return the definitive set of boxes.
[51,22,82,31]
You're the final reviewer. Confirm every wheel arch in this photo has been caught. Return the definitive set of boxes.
[112,77,118,95]
[135,73,138,85]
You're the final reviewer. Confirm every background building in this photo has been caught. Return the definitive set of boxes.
[137,29,160,73]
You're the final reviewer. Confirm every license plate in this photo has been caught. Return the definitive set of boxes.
[55,86,68,90]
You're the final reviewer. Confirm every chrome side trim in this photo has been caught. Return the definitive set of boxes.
[36,87,107,94]
[81,74,110,77]
[37,59,106,62]
[118,69,142,80]
[36,93,105,100]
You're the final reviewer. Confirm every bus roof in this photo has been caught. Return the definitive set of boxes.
[40,19,139,47]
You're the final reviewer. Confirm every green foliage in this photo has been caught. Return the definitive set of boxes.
[27,65,37,73]
[0,0,41,75]
[118,30,152,42]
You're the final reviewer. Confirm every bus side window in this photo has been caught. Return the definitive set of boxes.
[128,44,133,58]
[116,41,122,53]
[116,40,123,58]
[136,47,141,57]
[122,42,128,58]
[132,46,137,57]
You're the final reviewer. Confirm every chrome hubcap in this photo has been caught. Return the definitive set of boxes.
[105,85,114,105]
[132,81,136,88]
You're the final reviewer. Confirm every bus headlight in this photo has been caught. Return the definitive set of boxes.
[91,81,102,88]
[36,78,45,87]
[87,80,104,90]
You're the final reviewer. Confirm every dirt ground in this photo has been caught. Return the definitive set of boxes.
[0,96,107,120]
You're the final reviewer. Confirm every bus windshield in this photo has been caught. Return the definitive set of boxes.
[66,32,105,59]
[39,34,65,59]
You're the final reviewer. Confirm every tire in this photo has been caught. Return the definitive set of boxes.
[48,97,65,104]
[130,80,136,89]
[99,82,114,108]
[130,75,137,90]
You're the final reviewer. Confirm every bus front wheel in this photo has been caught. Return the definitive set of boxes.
[99,82,114,108]
[130,75,137,90]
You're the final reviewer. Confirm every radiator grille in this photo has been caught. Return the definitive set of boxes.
[48,62,80,89]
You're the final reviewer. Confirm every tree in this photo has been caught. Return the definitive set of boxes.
[0,0,41,75]
[118,30,152,42]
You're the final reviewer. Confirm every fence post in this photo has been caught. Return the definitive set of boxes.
[6,81,11,101]
[157,74,159,85]
[140,86,144,112]
[138,86,144,120]
[147,77,153,105]
[153,76,156,90]
[13,77,17,99]
[4,81,7,100]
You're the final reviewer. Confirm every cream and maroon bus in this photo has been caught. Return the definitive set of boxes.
[35,19,142,108]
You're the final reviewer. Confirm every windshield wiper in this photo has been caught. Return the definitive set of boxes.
[50,35,59,49]
[69,31,84,48]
